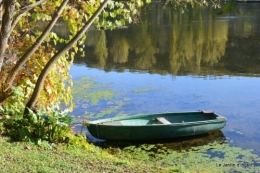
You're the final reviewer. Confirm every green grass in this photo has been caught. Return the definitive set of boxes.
[0,136,176,173]
[1,134,260,173]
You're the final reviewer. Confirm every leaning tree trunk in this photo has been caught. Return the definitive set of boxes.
[0,0,2,25]
[0,0,15,105]
[24,0,111,117]
[0,0,15,74]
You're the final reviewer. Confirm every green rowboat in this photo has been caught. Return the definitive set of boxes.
[84,110,227,141]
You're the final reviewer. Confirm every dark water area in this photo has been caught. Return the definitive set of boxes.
[66,2,260,159]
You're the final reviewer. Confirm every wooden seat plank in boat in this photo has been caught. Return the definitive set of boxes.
[102,121,122,125]
[156,117,171,124]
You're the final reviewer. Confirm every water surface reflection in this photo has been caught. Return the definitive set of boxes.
[88,130,226,151]
[69,3,260,76]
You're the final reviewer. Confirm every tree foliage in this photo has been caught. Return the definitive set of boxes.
[0,0,151,119]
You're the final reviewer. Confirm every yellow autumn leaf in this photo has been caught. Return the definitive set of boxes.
[68,8,78,19]
[46,87,52,94]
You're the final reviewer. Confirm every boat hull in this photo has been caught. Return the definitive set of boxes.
[86,111,226,141]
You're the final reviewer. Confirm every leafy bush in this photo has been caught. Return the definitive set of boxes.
[1,87,26,119]
[3,109,72,143]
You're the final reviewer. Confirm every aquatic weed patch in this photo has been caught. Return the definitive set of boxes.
[71,77,168,126]
[133,87,167,94]
[71,76,128,122]
[109,141,260,173]
[72,76,117,105]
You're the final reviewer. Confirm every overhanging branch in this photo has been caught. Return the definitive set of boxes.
[11,0,47,31]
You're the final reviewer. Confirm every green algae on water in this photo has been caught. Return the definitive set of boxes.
[116,142,260,173]
[72,76,117,105]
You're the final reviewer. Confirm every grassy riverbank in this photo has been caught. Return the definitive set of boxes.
[0,136,177,173]
[1,134,260,173]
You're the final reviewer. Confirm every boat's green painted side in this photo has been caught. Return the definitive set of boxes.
[86,111,227,141]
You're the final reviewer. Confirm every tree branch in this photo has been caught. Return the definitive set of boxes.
[5,0,69,91]
[11,0,47,31]
[25,0,111,115]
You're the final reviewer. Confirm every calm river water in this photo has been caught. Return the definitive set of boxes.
[68,2,260,156]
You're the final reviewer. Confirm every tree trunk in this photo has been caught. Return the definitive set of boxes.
[0,0,3,26]
[0,0,15,74]
[24,0,111,117]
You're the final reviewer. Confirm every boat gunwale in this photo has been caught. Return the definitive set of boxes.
[88,111,227,127]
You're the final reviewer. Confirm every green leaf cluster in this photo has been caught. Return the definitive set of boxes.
[1,86,27,119]
[2,109,72,143]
